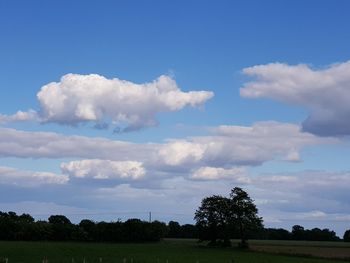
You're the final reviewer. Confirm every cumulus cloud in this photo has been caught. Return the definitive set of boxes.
[191,166,249,182]
[61,159,145,180]
[240,61,350,136]
[0,74,212,131]
[0,166,68,187]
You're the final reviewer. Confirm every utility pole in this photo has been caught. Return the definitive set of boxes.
[149,211,152,222]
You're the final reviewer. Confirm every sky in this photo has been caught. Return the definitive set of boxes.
[1,0,350,236]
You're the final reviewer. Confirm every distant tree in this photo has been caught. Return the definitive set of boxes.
[18,213,34,224]
[149,221,168,241]
[292,225,305,240]
[306,228,339,241]
[291,225,340,241]
[343,230,350,242]
[168,221,181,238]
[123,218,145,242]
[195,187,263,248]
[16,213,35,240]
[79,219,96,241]
[0,211,17,240]
[48,215,71,225]
[181,224,198,238]
[31,220,52,241]
[264,228,291,240]
[48,215,73,241]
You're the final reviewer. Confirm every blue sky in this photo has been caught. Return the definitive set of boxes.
[1,0,350,236]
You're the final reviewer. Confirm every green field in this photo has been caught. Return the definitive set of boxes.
[0,239,348,263]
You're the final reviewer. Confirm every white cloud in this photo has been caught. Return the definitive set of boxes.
[0,166,68,187]
[240,61,350,136]
[158,122,332,167]
[0,127,155,161]
[30,74,212,131]
[0,122,333,175]
[0,110,38,123]
[191,166,249,182]
[158,141,205,166]
[61,159,145,180]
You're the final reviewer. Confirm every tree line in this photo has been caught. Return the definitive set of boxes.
[0,211,347,243]
[0,212,167,242]
[0,187,349,244]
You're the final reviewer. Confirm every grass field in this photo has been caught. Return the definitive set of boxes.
[0,239,349,263]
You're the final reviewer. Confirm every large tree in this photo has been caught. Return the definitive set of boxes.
[195,187,263,247]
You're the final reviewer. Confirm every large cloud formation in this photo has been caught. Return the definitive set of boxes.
[0,122,331,170]
[34,74,213,131]
[240,61,350,136]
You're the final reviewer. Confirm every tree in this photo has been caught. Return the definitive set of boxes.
[229,187,263,248]
[195,195,231,246]
[292,225,305,240]
[168,221,181,238]
[79,219,96,241]
[343,229,350,242]
[48,215,73,241]
[194,187,263,248]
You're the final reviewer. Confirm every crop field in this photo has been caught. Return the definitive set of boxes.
[0,239,349,263]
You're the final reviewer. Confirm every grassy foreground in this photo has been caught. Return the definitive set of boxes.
[0,239,347,263]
